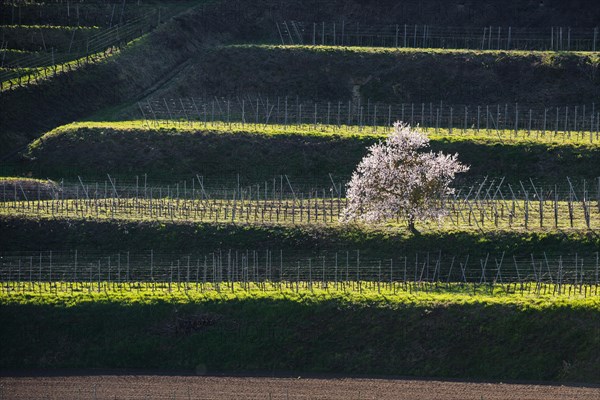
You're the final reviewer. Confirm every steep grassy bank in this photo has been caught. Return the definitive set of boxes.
[0,25,100,52]
[21,122,600,181]
[0,6,207,157]
[13,1,599,48]
[149,45,600,106]
[1,215,598,257]
[1,287,598,382]
[194,0,600,42]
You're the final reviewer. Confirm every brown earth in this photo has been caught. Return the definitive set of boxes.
[1,374,599,400]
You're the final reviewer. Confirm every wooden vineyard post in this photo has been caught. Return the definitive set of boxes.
[596,252,600,295]
[523,190,529,230]
[539,186,543,228]
[555,107,559,136]
[568,190,574,228]
[554,185,559,228]
[565,106,569,138]
[390,259,394,293]
[597,177,600,213]
[583,180,591,229]
[308,258,312,291]
[543,108,547,136]
[357,250,361,293]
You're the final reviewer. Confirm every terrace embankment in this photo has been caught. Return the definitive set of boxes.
[5,42,600,160]
[145,45,600,106]
[197,0,600,33]
[1,215,598,257]
[1,288,598,382]
[0,5,207,156]
[21,122,600,181]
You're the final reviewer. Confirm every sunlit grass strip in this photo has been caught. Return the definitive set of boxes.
[0,48,120,91]
[1,197,597,231]
[46,120,600,148]
[0,25,100,30]
[0,177,53,184]
[0,36,145,91]
[1,281,599,307]
[228,44,600,58]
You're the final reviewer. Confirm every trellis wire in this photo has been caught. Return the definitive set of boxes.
[139,96,600,143]
[1,176,599,230]
[0,7,174,88]
[1,0,160,28]
[1,249,599,296]
[278,21,600,52]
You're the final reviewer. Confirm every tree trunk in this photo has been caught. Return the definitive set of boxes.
[408,218,419,234]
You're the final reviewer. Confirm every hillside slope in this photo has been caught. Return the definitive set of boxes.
[22,122,600,181]
[143,46,600,106]
[0,6,208,157]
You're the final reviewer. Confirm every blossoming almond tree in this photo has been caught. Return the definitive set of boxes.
[342,122,469,232]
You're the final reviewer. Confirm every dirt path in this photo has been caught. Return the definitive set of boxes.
[1,375,599,400]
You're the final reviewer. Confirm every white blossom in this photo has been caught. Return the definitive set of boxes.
[342,122,469,230]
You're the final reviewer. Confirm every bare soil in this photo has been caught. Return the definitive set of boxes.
[1,374,599,400]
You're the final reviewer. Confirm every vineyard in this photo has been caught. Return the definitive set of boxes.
[0,1,194,90]
[1,0,600,395]
[2,247,600,295]
[138,96,600,141]
[2,176,600,230]
[276,21,600,51]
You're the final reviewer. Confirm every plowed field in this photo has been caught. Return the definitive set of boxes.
[1,374,599,400]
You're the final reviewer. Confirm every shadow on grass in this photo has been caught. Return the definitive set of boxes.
[1,298,598,382]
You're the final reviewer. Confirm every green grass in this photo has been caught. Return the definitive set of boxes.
[0,50,119,91]
[0,25,100,53]
[5,0,600,383]
[147,44,600,107]
[0,24,100,30]
[2,197,598,232]
[0,40,135,91]
[2,214,598,257]
[0,176,52,184]
[0,8,207,154]
[233,44,600,58]
[2,282,598,310]
[1,283,598,381]
[20,121,600,182]
[40,120,600,147]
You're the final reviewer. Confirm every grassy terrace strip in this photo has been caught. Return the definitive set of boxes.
[38,120,600,146]
[0,8,206,154]
[152,44,600,105]
[0,25,100,52]
[22,121,600,181]
[2,198,599,231]
[0,284,598,381]
[231,44,600,57]
[2,282,598,312]
[0,24,100,30]
[1,215,598,256]
[0,46,124,91]
[0,177,52,184]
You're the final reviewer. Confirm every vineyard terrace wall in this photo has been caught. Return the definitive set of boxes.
[1,215,598,256]
[198,0,600,42]
[24,124,600,181]
[153,46,600,107]
[0,7,209,157]
[1,290,599,382]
